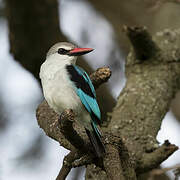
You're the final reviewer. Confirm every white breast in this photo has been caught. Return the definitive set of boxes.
[40,55,82,114]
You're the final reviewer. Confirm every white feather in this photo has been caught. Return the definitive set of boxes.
[40,51,92,130]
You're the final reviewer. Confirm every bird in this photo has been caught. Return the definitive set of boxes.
[39,42,105,157]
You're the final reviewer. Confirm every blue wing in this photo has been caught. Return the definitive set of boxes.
[66,65,101,122]
[73,65,101,121]
[66,65,105,157]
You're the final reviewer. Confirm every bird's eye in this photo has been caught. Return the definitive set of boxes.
[58,48,69,55]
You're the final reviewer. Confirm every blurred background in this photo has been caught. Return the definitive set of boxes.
[0,0,180,179]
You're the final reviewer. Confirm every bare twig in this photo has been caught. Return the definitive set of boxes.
[136,140,179,174]
[56,150,81,180]
[90,67,111,89]
[72,154,94,168]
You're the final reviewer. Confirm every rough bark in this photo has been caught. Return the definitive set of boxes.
[88,0,180,126]
[36,27,179,180]
[103,144,125,180]
[108,27,180,174]
[37,67,137,179]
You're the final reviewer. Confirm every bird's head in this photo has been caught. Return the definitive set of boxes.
[46,42,93,64]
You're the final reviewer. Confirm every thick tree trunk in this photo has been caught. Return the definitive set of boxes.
[5,0,65,79]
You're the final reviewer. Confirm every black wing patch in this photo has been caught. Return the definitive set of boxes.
[66,65,95,98]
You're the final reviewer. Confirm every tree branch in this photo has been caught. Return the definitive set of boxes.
[103,133,137,180]
[36,67,112,179]
[136,140,178,174]
[72,154,94,168]
[89,67,111,89]
[104,144,125,180]
[56,150,81,180]
[57,111,135,180]
[36,27,180,180]
[36,67,111,149]
[58,109,91,153]
[108,26,180,176]
[124,26,160,61]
